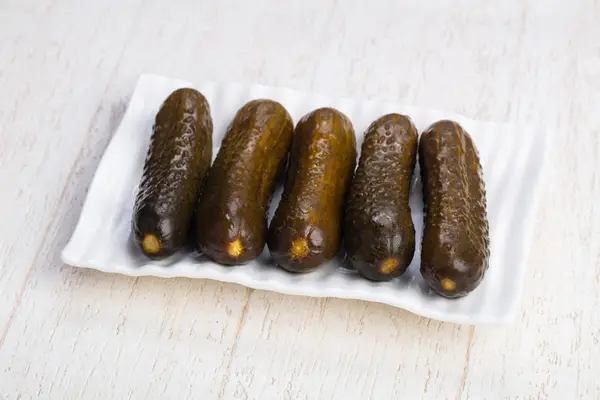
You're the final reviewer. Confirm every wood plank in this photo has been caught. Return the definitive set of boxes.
[220,292,472,399]
[0,0,147,334]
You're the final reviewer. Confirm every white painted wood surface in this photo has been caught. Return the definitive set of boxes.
[0,0,598,398]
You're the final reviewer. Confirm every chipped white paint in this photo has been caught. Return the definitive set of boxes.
[0,0,599,399]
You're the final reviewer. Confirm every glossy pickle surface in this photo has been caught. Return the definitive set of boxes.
[344,113,418,281]
[132,88,213,259]
[267,107,357,272]
[195,99,294,264]
[419,120,490,298]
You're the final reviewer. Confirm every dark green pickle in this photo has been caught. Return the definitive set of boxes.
[195,99,294,265]
[132,88,213,259]
[419,120,490,298]
[344,114,418,281]
[267,107,357,273]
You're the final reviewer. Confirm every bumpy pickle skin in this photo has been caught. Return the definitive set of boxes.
[267,107,357,272]
[195,99,294,265]
[419,120,490,298]
[344,113,418,281]
[132,88,213,259]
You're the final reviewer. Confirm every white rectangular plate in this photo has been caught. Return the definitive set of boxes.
[61,73,552,324]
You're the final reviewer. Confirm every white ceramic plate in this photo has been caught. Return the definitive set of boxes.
[61,73,552,325]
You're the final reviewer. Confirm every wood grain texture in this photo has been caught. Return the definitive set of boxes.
[0,0,147,339]
[0,0,599,399]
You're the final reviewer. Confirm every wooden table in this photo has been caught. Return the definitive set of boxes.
[1,0,599,398]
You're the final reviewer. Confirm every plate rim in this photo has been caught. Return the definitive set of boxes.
[60,72,556,326]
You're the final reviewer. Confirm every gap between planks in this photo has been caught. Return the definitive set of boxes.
[456,325,476,400]
[217,287,254,400]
